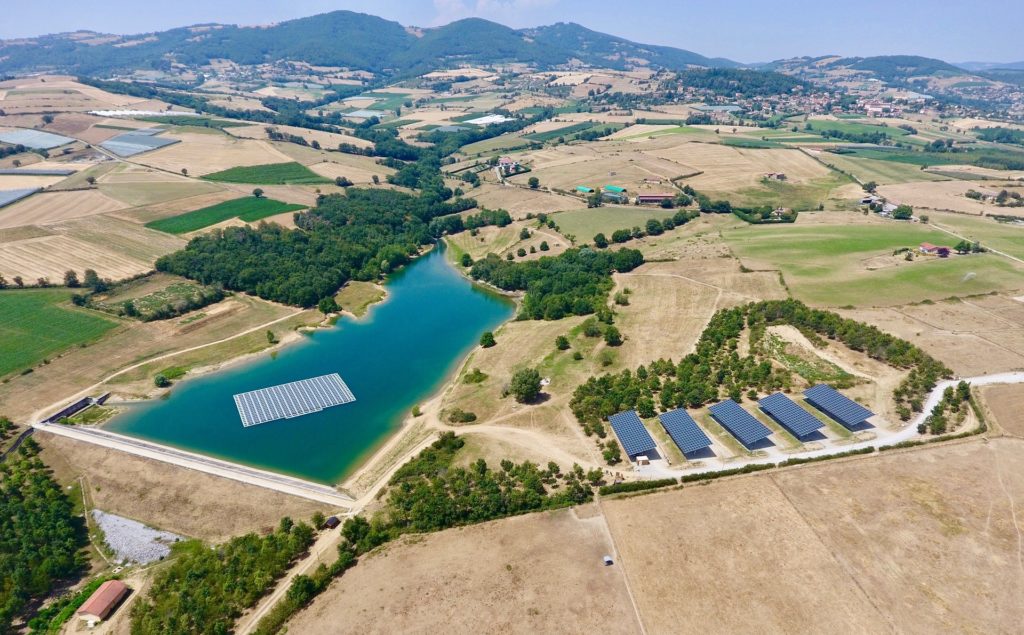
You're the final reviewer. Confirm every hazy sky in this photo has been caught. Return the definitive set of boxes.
[4,0,1022,63]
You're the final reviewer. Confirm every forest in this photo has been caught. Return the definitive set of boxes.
[156,188,473,307]
[0,439,87,632]
[570,299,951,436]
[470,247,644,320]
[130,517,315,634]
[672,68,811,97]
[975,126,1024,146]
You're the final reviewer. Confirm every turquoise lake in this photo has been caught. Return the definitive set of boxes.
[105,248,514,484]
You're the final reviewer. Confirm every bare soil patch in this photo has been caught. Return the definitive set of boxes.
[981,383,1024,436]
[39,432,328,541]
[0,189,126,228]
[285,506,640,634]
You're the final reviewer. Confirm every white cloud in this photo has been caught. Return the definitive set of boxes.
[430,0,559,26]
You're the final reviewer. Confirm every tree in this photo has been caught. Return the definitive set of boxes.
[42,114,54,124]
[954,239,972,254]
[266,330,278,344]
[82,269,100,289]
[516,248,526,257]
[519,227,530,240]
[181,168,188,176]
[334,176,353,187]
[317,296,340,314]
[154,374,171,388]
[480,331,496,348]
[919,214,929,224]
[587,191,603,208]
[311,511,326,529]
[372,175,380,185]
[63,270,79,288]
[659,198,674,209]
[603,325,622,346]
[555,335,570,350]
[892,205,914,220]
[253,188,264,198]
[862,181,878,193]
[539,241,549,251]
[509,368,542,403]
[593,233,609,248]
[528,176,540,189]
[85,176,96,186]
[460,253,473,267]
[12,276,23,287]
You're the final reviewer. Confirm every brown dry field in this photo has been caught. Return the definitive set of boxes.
[605,438,1024,634]
[229,123,372,149]
[0,173,66,189]
[878,179,995,215]
[982,383,1024,436]
[840,295,1024,376]
[40,433,328,541]
[0,295,302,420]
[508,143,695,193]
[109,189,242,224]
[0,189,126,228]
[306,158,393,185]
[0,215,185,280]
[132,130,294,175]
[285,505,641,635]
[926,164,1024,180]
[470,183,583,218]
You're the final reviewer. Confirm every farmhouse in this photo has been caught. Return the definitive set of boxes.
[77,580,129,626]
[636,194,674,205]
[919,243,950,257]
[763,172,787,181]
[496,156,520,176]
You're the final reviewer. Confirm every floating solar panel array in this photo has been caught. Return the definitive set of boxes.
[0,187,40,209]
[658,408,712,454]
[608,410,657,458]
[233,373,356,427]
[803,384,874,428]
[0,129,75,150]
[758,392,823,438]
[100,130,179,157]
[708,399,772,447]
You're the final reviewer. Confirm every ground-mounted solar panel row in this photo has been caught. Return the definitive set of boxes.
[658,408,712,454]
[758,392,824,439]
[233,373,356,427]
[100,131,179,157]
[0,128,75,150]
[608,410,657,459]
[708,399,772,448]
[0,168,75,176]
[0,187,41,209]
[804,384,874,428]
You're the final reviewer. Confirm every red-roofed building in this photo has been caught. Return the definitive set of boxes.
[77,580,129,626]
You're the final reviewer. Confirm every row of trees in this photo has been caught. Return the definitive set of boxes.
[0,438,87,632]
[469,247,644,320]
[593,210,701,247]
[427,207,513,238]
[570,300,953,436]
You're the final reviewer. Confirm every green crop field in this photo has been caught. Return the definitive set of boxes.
[0,289,118,377]
[929,213,1024,261]
[723,223,1024,306]
[137,115,249,130]
[723,136,784,148]
[818,153,947,185]
[201,162,331,185]
[524,122,597,143]
[358,92,411,111]
[551,207,678,242]
[461,134,536,156]
[709,171,855,211]
[803,120,910,138]
[146,197,307,234]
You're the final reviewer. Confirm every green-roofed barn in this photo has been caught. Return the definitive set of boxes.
[603,185,627,193]
[576,186,595,193]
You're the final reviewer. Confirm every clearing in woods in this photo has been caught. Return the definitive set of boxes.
[201,162,331,185]
[145,197,307,234]
[0,289,119,377]
[723,222,1024,306]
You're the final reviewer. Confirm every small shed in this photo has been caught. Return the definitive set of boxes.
[576,185,595,194]
[77,580,129,626]
[603,185,627,193]
[324,516,341,529]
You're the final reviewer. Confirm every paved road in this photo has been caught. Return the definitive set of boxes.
[34,422,353,507]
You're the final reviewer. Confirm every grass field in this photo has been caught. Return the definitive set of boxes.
[145,197,306,234]
[724,222,1024,305]
[524,122,601,143]
[551,207,679,242]
[460,134,537,156]
[200,162,330,185]
[930,212,1024,260]
[136,116,249,130]
[804,119,910,138]
[819,153,947,184]
[729,171,855,210]
[0,289,118,377]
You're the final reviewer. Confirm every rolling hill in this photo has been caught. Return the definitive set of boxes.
[0,11,738,77]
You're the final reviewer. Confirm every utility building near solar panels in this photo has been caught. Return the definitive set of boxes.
[803,384,874,429]
[758,392,824,440]
[608,410,658,463]
[658,408,713,458]
[708,399,772,449]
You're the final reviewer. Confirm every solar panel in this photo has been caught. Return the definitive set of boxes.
[100,132,179,157]
[708,399,772,447]
[233,373,356,427]
[658,409,712,454]
[803,384,874,428]
[0,187,40,209]
[608,410,657,458]
[758,392,823,438]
